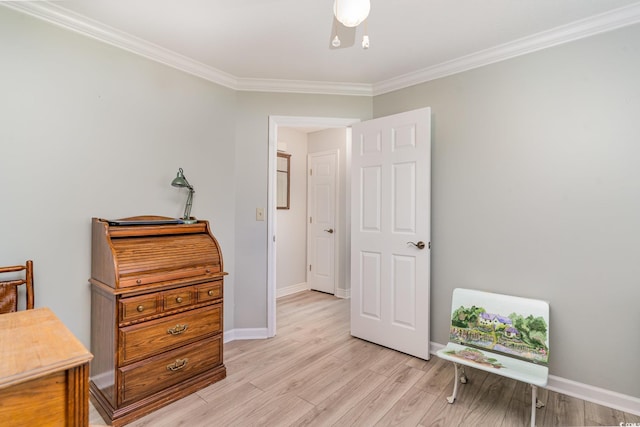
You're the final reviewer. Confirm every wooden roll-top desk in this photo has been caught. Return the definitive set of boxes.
[89,216,227,426]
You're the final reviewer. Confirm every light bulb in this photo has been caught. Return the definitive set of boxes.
[362,35,370,49]
[332,35,341,47]
[334,0,370,28]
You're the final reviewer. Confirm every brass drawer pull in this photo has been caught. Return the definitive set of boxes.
[166,358,188,371]
[137,305,144,312]
[208,290,214,296]
[167,324,189,335]
[176,297,183,303]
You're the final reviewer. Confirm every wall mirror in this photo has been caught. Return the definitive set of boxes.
[277,151,291,209]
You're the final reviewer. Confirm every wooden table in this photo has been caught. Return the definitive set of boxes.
[0,307,93,426]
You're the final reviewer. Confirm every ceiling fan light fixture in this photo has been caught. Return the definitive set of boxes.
[333,0,370,28]
[362,34,370,49]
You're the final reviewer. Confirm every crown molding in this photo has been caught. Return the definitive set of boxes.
[236,77,372,97]
[373,2,640,95]
[4,1,640,97]
[1,1,239,88]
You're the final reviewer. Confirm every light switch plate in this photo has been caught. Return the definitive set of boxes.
[256,208,265,221]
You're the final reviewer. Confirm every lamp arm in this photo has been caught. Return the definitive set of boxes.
[183,187,194,220]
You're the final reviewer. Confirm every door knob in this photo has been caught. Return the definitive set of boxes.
[324,228,334,234]
[407,241,426,250]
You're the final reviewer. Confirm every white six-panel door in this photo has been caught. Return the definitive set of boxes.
[307,151,338,294]
[350,108,431,359]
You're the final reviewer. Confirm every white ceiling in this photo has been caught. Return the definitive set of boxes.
[6,0,640,95]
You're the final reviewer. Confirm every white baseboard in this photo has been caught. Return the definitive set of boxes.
[275,284,350,299]
[430,341,445,353]
[546,375,640,416]
[276,282,309,298]
[335,288,351,299]
[224,328,269,343]
[429,341,640,416]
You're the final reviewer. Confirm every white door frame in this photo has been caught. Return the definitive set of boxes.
[268,116,360,337]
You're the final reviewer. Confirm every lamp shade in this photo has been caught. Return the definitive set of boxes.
[171,170,189,188]
[333,0,370,27]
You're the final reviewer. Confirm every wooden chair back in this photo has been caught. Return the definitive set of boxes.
[0,260,34,314]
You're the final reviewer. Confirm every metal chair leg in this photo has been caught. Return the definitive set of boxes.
[531,384,544,427]
[530,384,545,426]
[530,384,537,427]
[447,363,460,403]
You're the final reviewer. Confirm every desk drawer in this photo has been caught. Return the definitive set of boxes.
[196,280,223,303]
[119,304,222,364]
[119,334,222,405]
[163,287,193,310]
[120,294,160,323]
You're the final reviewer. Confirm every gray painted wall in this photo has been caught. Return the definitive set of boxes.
[0,6,237,343]
[373,23,640,397]
[276,128,309,292]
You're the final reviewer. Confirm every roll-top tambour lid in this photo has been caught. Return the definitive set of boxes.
[91,217,224,289]
[112,234,221,288]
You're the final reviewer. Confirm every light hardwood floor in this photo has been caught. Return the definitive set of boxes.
[90,290,640,426]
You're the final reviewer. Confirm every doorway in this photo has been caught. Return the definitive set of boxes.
[267,116,359,337]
